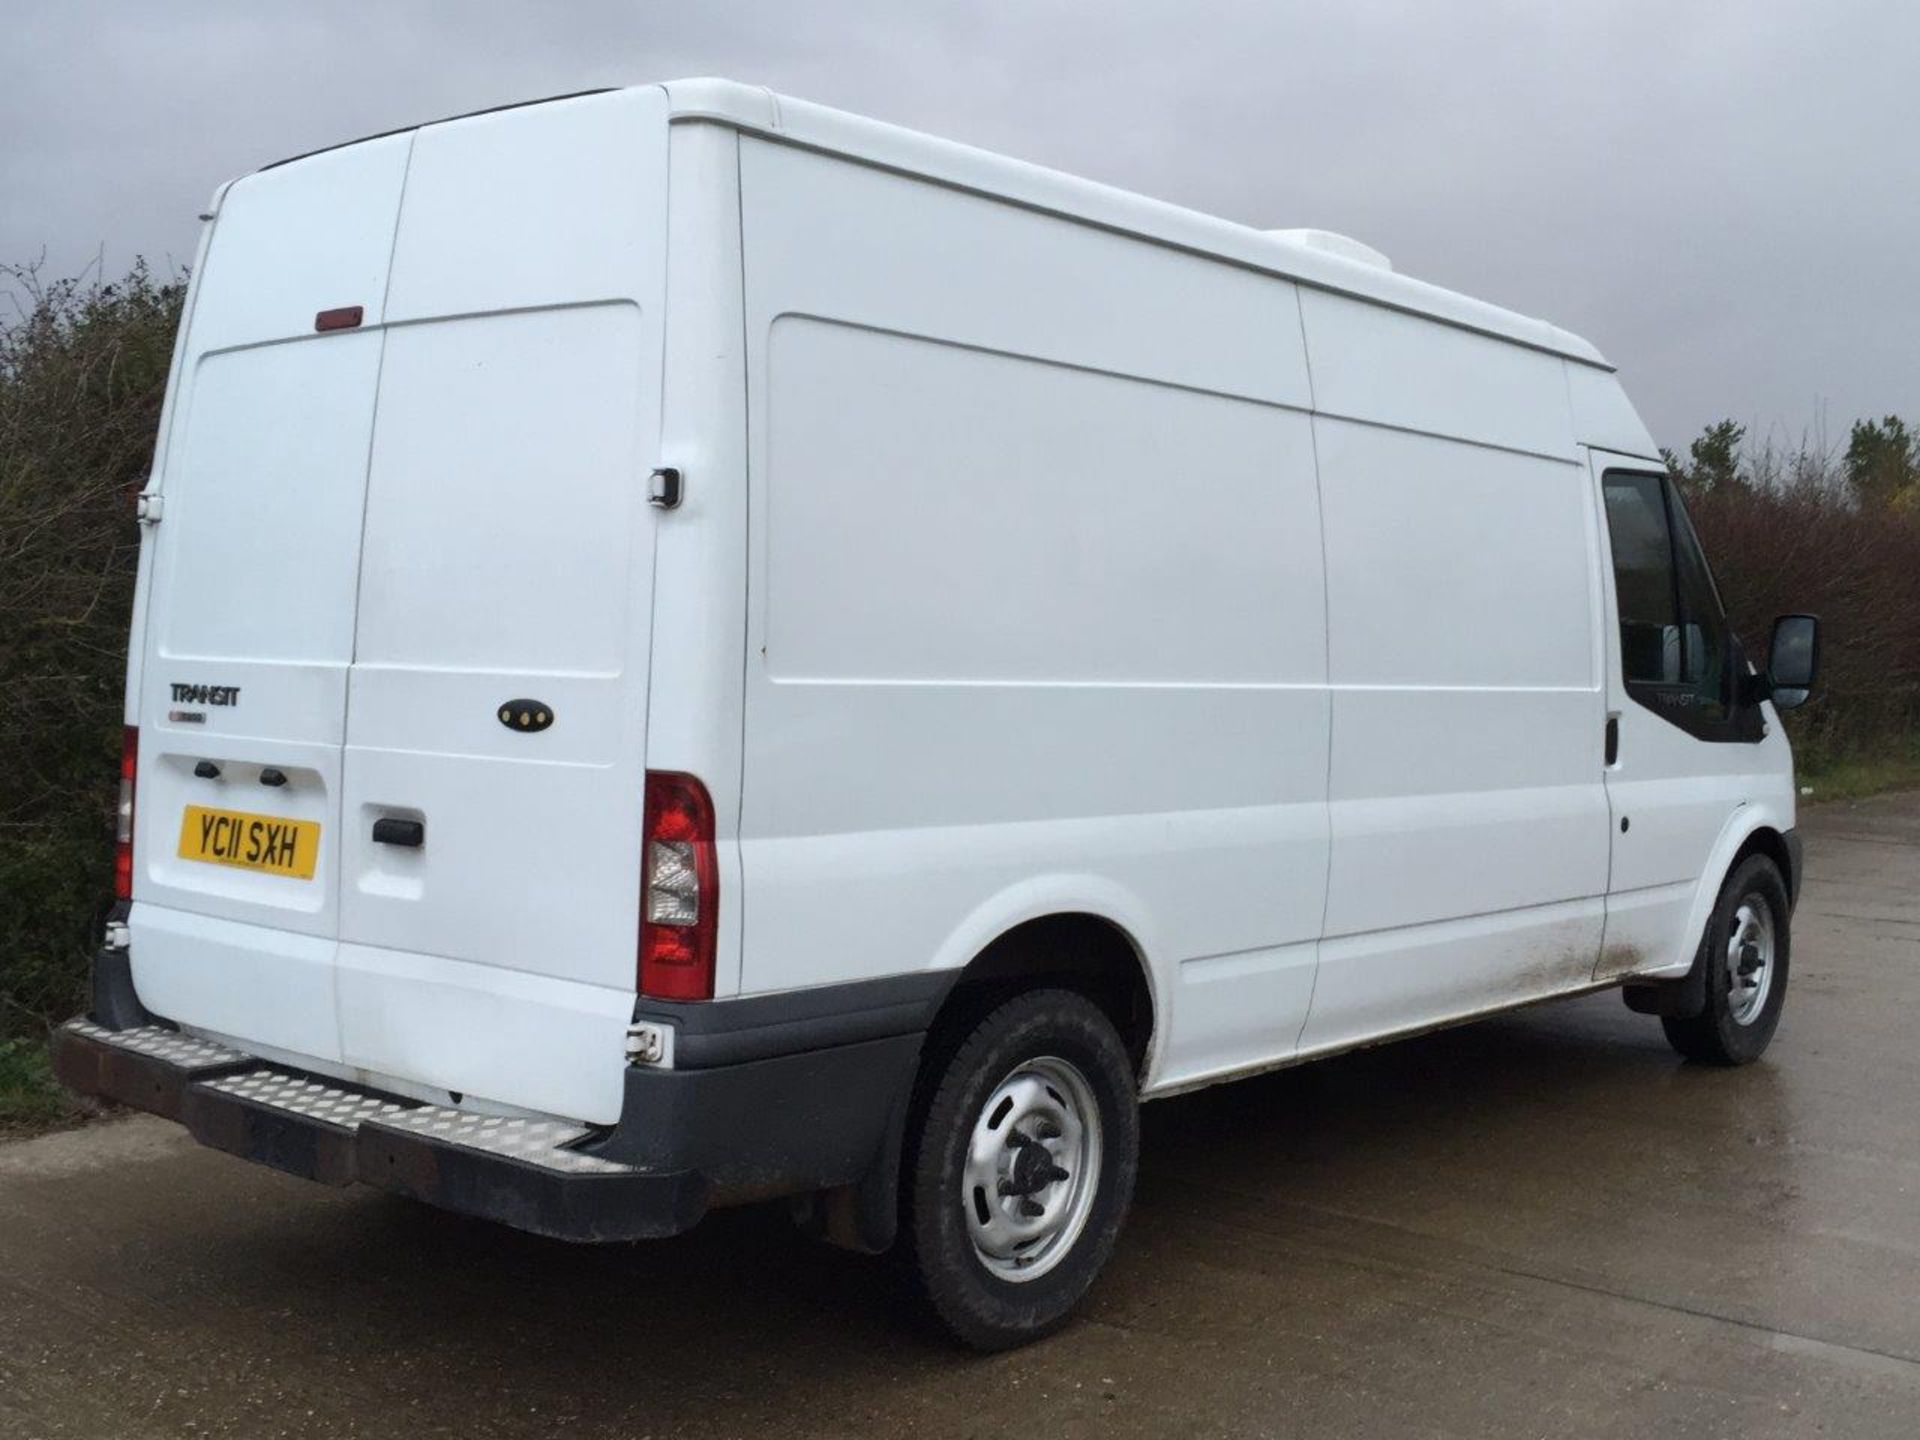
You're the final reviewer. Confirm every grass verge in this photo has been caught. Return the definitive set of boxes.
[0,1035,81,1138]
[1797,737,1920,805]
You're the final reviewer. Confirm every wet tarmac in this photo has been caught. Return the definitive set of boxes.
[4,793,1918,1438]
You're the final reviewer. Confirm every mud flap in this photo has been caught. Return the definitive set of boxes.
[1622,942,1709,1019]
[790,1078,915,1256]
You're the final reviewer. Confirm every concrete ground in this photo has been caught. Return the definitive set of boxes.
[4,795,1919,1439]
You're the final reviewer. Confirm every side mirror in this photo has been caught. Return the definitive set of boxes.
[1767,614,1819,711]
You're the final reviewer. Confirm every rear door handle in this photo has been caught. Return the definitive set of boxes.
[371,818,424,848]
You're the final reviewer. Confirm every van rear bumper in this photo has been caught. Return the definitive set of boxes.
[52,967,941,1244]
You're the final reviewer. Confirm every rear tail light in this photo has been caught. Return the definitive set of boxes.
[638,771,717,1000]
[114,725,138,900]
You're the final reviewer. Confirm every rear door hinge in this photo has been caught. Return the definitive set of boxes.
[135,487,164,525]
[625,1021,674,1067]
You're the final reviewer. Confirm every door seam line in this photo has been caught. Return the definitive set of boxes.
[332,130,419,1051]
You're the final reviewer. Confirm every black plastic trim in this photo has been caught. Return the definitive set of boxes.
[634,970,955,1069]
[583,1033,924,1205]
[89,914,158,1031]
[1622,961,1707,1019]
[257,89,616,173]
[1783,828,1804,910]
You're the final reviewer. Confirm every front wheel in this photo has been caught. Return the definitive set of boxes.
[1661,854,1792,1065]
[904,989,1139,1350]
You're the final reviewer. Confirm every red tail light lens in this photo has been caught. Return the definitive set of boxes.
[114,725,138,900]
[639,770,717,1000]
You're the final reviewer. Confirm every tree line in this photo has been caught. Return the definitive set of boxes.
[1667,413,1919,510]
[1662,414,1920,765]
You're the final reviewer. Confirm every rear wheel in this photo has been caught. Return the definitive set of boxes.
[1661,854,1791,1065]
[904,988,1138,1350]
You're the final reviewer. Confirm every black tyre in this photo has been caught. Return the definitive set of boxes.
[1661,854,1791,1065]
[903,988,1139,1350]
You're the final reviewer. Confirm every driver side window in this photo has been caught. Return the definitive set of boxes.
[1602,470,1749,739]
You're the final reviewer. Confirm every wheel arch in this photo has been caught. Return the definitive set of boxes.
[931,911,1159,1080]
[799,898,1161,1258]
[1731,825,1798,908]
[1637,819,1797,1059]
[1682,813,1791,958]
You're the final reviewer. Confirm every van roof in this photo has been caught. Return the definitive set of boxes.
[657,79,1611,371]
[249,78,1609,370]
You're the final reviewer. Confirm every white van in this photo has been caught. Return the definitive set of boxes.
[56,80,1822,1349]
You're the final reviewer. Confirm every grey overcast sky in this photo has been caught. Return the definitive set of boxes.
[5,0,1915,450]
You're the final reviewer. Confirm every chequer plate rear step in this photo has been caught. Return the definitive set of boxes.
[371,1108,633,1174]
[50,1018,630,1189]
[50,1020,255,1122]
[184,1066,633,1185]
[61,1019,249,1070]
[53,1017,715,1242]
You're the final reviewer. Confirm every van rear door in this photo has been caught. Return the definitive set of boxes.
[129,135,411,1063]
[132,91,671,1122]
[332,93,670,1124]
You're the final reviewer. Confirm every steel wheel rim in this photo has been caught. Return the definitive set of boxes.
[1725,895,1776,1026]
[961,1055,1103,1283]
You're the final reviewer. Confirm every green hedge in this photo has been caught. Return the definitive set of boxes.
[1,263,182,1040]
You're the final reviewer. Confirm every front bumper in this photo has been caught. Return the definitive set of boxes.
[53,983,931,1244]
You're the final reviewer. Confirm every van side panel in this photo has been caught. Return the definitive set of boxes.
[1298,315,1611,1052]
[737,138,1330,1088]
[1300,289,1576,458]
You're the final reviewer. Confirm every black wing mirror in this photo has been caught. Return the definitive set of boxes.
[1767,614,1820,711]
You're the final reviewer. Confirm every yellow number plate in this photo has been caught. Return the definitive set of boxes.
[177,805,320,879]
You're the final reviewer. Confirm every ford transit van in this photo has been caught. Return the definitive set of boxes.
[55,80,1822,1349]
